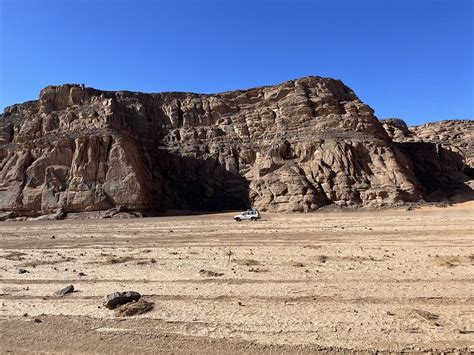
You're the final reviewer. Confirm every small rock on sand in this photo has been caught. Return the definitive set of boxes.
[18,268,29,274]
[101,291,141,309]
[55,285,74,296]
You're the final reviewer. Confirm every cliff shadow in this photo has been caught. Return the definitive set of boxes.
[147,148,251,213]
[395,142,474,203]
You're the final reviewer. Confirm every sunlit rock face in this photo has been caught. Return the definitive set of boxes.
[0,77,471,215]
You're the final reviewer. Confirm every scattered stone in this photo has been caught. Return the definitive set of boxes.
[411,309,441,326]
[248,267,268,273]
[199,269,224,277]
[55,285,74,296]
[0,211,14,221]
[102,205,125,218]
[101,291,141,309]
[114,299,154,317]
[292,262,305,267]
[317,255,328,263]
[31,208,66,221]
[33,318,42,323]
[458,329,474,334]
[17,268,29,274]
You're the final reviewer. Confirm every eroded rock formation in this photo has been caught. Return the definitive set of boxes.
[381,119,474,201]
[0,77,472,216]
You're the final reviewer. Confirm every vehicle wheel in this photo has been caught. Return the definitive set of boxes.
[235,217,241,222]
[250,217,256,221]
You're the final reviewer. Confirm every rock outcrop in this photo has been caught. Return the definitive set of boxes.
[381,119,474,202]
[0,77,472,216]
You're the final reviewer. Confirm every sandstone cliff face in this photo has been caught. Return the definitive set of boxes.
[0,77,471,215]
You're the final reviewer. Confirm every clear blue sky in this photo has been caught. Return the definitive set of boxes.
[0,0,472,125]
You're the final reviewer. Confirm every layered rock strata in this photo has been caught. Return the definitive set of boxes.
[381,119,473,201]
[0,77,471,215]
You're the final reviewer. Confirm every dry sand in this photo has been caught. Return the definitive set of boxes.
[0,202,473,354]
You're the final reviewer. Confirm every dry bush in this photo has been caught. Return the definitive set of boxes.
[433,255,474,267]
[1,251,27,261]
[303,245,322,250]
[136,258,158,265]
[248,267,268,273]
[233,259,260,266]
[21,257,75,267]
[105,256,135,264]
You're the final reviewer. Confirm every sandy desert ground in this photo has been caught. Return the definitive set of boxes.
[0,203,473,354]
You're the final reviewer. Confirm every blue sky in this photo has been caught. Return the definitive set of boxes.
[0,0,472,125]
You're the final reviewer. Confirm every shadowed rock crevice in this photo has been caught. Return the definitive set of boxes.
[395,142,474,202]
[148,150,251,212]
[382,119,474,203]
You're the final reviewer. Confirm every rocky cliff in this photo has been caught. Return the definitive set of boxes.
[381,118,474,202]
[0,77,472,216]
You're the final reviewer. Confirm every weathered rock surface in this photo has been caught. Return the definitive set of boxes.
[381,119,474,201]
[114,299,154,317]
[0,77,472,215]
[381,119,474,165]
[101,291,141,309]
[55,284,74,296]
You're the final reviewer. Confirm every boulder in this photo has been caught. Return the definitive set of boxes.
[114,299,154,317]
[101,291,141,309]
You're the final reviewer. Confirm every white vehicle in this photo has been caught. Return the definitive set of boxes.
[234,208,261,222]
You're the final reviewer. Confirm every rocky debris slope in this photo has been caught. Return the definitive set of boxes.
[381,119,474,201]
[0,77,472,216]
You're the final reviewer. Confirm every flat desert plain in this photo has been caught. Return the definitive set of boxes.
[0,203,473,354]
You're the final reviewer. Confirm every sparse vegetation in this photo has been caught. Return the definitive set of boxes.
[105,256,135,264]
[233,259,260,266]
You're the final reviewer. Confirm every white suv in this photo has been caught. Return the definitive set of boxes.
[234,208,261,222]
